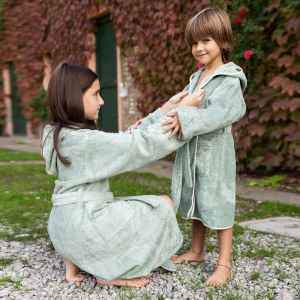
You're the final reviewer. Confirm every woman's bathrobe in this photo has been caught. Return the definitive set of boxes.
[42,110,187,282]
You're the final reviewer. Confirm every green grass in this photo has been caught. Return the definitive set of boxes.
[0,258,15,271]
[0,149,42,161]
[0,164,299,254]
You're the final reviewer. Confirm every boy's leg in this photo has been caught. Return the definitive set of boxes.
[205,227,232,287]
[171,219,206,263]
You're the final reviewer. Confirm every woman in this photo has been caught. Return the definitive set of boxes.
[42,62,203,287]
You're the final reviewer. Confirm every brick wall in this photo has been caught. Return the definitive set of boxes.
[120,56,142,131]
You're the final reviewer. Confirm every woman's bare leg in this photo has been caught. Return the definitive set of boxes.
[159,195,175,211]
[205,227,232,287]
[59,255,84,282]
[171,219,206,263]
[97,277,149,288]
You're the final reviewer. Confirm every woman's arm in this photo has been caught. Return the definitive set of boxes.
[80,116,189,181]
[127,91,189,131]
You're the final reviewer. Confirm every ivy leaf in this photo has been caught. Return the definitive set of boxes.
[248,156,264,170]
[268,75,287,90]
[263,153,284,167]
[271,28,286,41]
[290,111,300,124]
[272,110,287,122]
[295,145,300,157]
[281,80,300,97]
[272,98,289,111]
[259,111,272,123]
[285,17,300,33]
[270,127,284,140]
[249,109,259,120]
[291,43,300,55]
[286,62,300,76]
[277,55,295,68]
[249,123,266,137]
[267,46,287,60]
[287,98,300,112]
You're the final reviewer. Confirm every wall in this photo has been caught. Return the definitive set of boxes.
[119,55,142,130]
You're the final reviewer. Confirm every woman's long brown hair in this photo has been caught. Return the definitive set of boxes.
[43,62,100,166]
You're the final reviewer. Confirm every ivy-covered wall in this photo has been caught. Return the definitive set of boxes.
[0,0,299,173]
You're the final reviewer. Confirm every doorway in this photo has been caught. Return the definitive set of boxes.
[9,63,27,135]
[96,14,118,133]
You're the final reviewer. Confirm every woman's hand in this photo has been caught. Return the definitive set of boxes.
[161,91,188,115]
[127,118,145,130]
[179,89,204,108]
[161,112,182,139]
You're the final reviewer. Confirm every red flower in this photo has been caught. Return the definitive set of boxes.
[197,62,202,69]
[239,9,247,16]
[244,50,253,59]
[233,17,242,24]
[32,91,38,96]
[33,117,39,124]
[29,107,35,111]
[231,10,236,14]
[23,98,28,102]
[258,56,262,59]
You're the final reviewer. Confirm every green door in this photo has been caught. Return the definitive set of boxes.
[96,14,118,133]
[9,63,27,135]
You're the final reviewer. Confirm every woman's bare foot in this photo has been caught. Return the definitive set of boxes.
[171,250,204,264]
[97,277,149,288]
[205,263,231,287]
[59,255,84,282]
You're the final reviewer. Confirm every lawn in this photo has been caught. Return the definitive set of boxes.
[0,164,299,299]
[0,149,43,161]
[0,164,299,258]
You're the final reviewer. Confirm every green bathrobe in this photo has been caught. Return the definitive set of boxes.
[136,62,247,229]
[172,62,247,229]
[42,109,187,282]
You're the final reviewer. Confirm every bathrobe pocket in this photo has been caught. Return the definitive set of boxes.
[196,136,212,177]
[114,195,161,208]
[82,201,135,242]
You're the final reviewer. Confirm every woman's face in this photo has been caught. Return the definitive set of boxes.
[83,79,104,120]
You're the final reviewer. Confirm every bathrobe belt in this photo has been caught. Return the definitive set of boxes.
[183,125,232,189]
[52,191,114,207]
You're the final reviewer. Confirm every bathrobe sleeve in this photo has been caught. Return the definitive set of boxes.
[175,77,246,140]
[135,83,189,130]
[80,115,188,181]
[135,108,163,130]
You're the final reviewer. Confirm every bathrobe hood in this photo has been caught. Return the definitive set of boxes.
[42,125,75,175]
[188,62,247,93]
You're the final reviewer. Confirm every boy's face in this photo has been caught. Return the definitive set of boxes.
[191,37,222,66]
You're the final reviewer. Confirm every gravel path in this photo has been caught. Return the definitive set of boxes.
[0,231,299,300]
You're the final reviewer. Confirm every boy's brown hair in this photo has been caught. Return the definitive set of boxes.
[185,7,233,63]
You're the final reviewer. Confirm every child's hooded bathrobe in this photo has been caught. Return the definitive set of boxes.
[172,62,247,229]
[42,112,187,282]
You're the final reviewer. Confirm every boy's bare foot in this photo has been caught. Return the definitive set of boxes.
[59,255,84,282]
[171,250,204,264]
[97,277,149,288]
[205,263,231,287]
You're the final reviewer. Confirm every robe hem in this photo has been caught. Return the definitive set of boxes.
[182,216,234,230]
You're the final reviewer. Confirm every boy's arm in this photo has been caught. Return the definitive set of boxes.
[175,77,246,140]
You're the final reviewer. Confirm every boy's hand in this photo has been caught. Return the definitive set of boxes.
[161,91,188,115]
[161,112,182,139]
[127,118,145,130]
[179,89,204,108]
